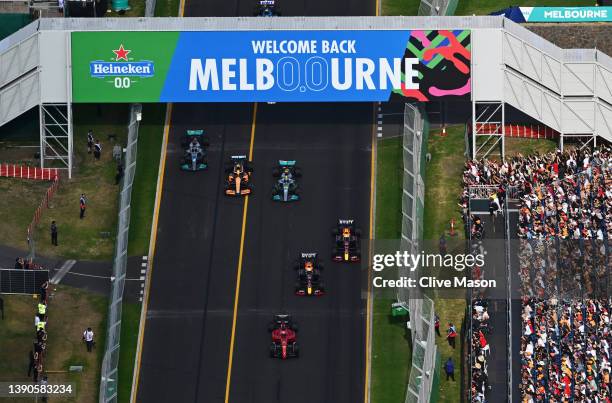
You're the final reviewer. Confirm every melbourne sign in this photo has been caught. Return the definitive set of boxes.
[71,30,471,103]
[519,7,612,22]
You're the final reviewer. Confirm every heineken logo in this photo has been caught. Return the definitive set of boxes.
[89,44,155,88]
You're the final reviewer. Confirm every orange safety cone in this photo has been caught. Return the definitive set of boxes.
[449,218,456,236]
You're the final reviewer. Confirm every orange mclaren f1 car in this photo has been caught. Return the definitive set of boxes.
[225,155,253,196]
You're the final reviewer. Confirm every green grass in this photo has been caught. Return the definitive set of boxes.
[127,104,165,256]
[155,0,180,16]
[0,286,107,403]
[117,302,142,403]
[371,137,411,403]
[455,0,593,16]
[382,0,419,16]
[422,125,466,403]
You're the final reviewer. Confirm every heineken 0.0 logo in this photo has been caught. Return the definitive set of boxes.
[89,44,155,89]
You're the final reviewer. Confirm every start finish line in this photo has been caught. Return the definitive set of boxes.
[71,30,471,103]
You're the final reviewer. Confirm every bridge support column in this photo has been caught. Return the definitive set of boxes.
[39,103,73,178]
[472,101,505,160]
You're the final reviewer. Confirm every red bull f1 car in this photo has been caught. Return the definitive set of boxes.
[332,219,361,262]
[255,0,280,16]
[268,314,299,359]
[180,129,209,171]
[225,156,252,196]
[294,253,324,296]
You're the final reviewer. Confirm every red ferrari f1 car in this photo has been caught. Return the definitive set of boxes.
[268,314,299,359]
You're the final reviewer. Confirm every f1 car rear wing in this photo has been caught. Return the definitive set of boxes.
[186,129,204,136]
[300,252,317,258]
[338,219,355,225]
[231,155,247,161]
[278,160,296,166]
[259,0,275,4]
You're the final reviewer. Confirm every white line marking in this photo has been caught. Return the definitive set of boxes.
[141,263,147,267]
[50,260,76,284]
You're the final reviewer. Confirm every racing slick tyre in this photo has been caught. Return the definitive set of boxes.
[272,167,280,177]
[290,322,298,332]
[268,322,275,332]
[293,167,302,177]
[332,228,339,236]
[292,343,299,357]
[355,229,362,237]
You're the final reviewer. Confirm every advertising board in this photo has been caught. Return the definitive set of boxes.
[71,30,471,103]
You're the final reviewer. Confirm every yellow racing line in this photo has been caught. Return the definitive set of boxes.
[224,102,258,403]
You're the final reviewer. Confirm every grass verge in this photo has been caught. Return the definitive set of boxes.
[117,302,142,403]
[0,104,127,260]
[381,0,419,16]
[371,137,411,403]
[155,0,180,16]
[127,104,165,256]
[423,125,466,403]
[0,285,106,403]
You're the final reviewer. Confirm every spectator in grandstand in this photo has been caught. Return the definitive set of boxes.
[79,194,87,219]
[445,357,455,381]
[447,323,457,348]
[93,139,102,160]
[50,220,58,246]
[83,327,95,352]
[87,130,94,153]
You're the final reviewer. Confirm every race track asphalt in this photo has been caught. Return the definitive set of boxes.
[137,1,375,403]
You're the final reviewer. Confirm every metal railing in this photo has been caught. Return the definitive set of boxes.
[99,104,141,403]
[400,103,436,403]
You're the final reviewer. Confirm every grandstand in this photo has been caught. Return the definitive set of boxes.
[464,146,611,402]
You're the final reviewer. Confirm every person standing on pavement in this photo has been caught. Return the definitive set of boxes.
[83,327,94,352]
[79,194,87,219]
[50,221,58,246]
[445,358,455,381]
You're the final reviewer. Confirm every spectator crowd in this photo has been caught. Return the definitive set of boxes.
[462,146,611,402]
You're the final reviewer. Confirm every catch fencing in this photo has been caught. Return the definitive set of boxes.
[400,103,436,403]
[99,104,141,403]
[20,168,60,259]
[418,0,457,16]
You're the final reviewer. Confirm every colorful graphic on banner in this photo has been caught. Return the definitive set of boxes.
[71,30,471,103]
[520,7,612,22]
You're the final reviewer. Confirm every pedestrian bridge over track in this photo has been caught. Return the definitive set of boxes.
[0,16,610,174]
